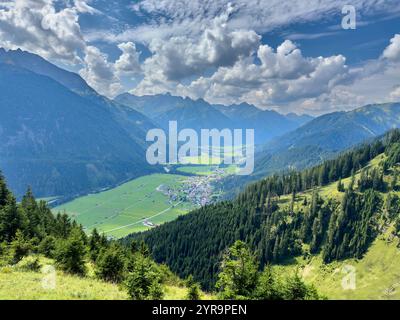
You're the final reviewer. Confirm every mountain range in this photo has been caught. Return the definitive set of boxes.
[219,102,400,198]
[255,102,400,175]
[115,93,313,144]
[1,47,400,201]
[1,48,312,198]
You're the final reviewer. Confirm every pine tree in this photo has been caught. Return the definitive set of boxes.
[391,171,398,191]
[124,254,164,300]
[55,213,72,239]
[255,265,283,300]
[337,178,344,192]
[21,187,39,237]
[216,241,259,299]
[10,230,32,263]
[185,275,201,300]
[283,272,319,300]
[0,172,10,207]
[139,240,150,257]
[38,235,56,258]
[89,228,102,261]
[95,243,126,283]
[0,193,25,242]
[290,190,296,214]
[54,227,87,275]
[349,169,356,190]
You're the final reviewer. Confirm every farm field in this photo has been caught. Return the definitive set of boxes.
[53,173,196,238]
[177,164,239,176]
[177,165,217,175]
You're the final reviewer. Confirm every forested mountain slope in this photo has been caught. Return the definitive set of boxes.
[131,130,400,292]
[0,63,155,198]
[220,102,400,199]
[256,103,400,175]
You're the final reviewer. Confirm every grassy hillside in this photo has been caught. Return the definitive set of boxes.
[277,235,400,300]
[0,267,128,300]
[277,153,388,207]
[0,256,212,300]
[272,153,400,299]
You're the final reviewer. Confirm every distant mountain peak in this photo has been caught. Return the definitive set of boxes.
[0,47,96,96]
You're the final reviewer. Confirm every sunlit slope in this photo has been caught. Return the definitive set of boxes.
[276,234,400,300]
[0,258,211,300]
[274,153,400,299]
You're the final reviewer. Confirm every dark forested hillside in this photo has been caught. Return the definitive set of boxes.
[0,48,96,96]
[130,130,400,289]
[0,63,156,198]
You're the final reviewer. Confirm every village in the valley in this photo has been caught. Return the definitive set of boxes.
[157,167,231,208]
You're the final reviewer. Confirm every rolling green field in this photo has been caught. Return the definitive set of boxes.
[177,164,239,176]
[54,174,196,238]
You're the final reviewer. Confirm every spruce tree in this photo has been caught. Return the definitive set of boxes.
[95,243,126,283]
[216,241,259,299]
[185,275,201,300]
[255,266,283,300]
[0,194,25,242]
[54,227,87,275]
[10,230,32,263]
[124,254,164,300]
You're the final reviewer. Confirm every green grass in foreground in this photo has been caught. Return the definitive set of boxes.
[0,268,128,300]
[53,174,195,238]
[0,258,212,300]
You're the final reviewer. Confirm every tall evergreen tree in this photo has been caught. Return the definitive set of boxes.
[216,241,259,299]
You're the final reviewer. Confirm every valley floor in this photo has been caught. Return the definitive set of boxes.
[53,164,236,238]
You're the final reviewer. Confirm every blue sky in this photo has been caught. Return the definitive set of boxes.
[0,0,399,115]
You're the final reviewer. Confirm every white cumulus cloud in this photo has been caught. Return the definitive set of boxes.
[383,34,400,61]
[0,0,98,64]
[115,42,142,76]
[79,42,143,97]
[79,46,122,97]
